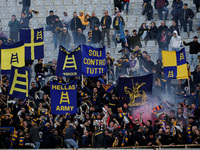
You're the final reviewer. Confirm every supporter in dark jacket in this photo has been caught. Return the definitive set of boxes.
[42,128,56,148]
[30,124,41,149]
[92,128,104,148]
[147,22,158,39]
[57,27,71,49]
[21,0,31,15]
[87,12,100,30]
[134,126,146,146]
[81,130,90,148]
[192,66,200,85]
[52,16,62,49]
[183,36,200,69]
[41,82,51,96]
[64,124,80,148]
[180,3,195,32]
[154,0,169,20]
[70,12,82,40]
[142,2,153,20]
[143,55,155,74]
[20,12,32,29]
[74,28,86,46]
[131,29,144,48]
[194,0,200,12]
[171,0,183,25]
[169,20,180,36]
[114,0,123,12]
[91,26,102,48]
[8,15,20,43]
[29,81,41,99]
[157,30,171,59]
[46,10,58,31]
[158,21,168,34]
[145,133,156,146]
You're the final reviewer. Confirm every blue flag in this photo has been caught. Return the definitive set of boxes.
[118,74,153,107]
[50,82,77,115]
[20,28,44,60]
[82,44,107,77]
[56,45,82,77]
[9,66,30,99]
[119,19,125,42]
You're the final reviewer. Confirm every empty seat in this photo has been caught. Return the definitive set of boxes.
[83,0,90,5]
[95,4,104,10]
[0,0,6,6]
[127,22,136,28]
[73,0,81,5]
[196,12,200,19]
[101,0,109,4]
[54,0,63,5]
[133,8,142,15]
[48,6,57,12]
[189,32,198,39]
[35,0,44,5]
[105,4,114,11]
[7,0,16,6]
[45,0,53,5]
[57,6,66,12]
[86,5,95,11]
[180,32,188,39]
[92,0,100,4]
[64,0,72,5]
[146,40,156,47]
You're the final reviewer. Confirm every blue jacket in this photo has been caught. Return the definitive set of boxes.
[20,14,33,28]
[172,1,183,14]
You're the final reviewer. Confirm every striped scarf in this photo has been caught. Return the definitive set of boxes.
[171,121,177,136]
[187,123,192,143]
[10,134,18,148]
[112,137,118,147]
[118,112,128,118]
[19,137,24,146]
[121,129,128,146]
[159,116,166,131]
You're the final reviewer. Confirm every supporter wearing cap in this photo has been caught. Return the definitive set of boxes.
[46,10,59,31]
[180,3,195,32]
[131,29,143,48]
[57,26,71,49]
[183,36,200,70]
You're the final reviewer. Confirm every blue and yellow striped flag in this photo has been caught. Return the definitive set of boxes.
[1,41,25,74]
[162,48,188,79]
[20,28,44,60]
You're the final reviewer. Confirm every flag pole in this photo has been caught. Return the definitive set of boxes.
[188,78,190,95]
[82,74,84,89]
[106,73,108,84]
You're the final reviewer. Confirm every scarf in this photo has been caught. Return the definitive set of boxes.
[129,59,137,68]
[19,137,24,146]
[161,34,167,43]
[103,16,107,26]
[121,129,128,146]
[171,121,177,136]
[187,123,192,143]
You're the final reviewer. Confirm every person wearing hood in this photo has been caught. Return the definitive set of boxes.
[61,11,71,29]
[79,11,89,31]
[91,25,102,48]
[180,3,195,32]
[183,36,200,69]
[170,30,182,51]
[87,11,100,30]
[46,10,58,31]
[128,53,139,77]
[57,27,71,49]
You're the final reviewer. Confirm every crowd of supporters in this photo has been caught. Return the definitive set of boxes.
[0,0,200,149]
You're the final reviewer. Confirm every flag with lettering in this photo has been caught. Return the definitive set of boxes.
[8,66,30,99]
[118,74,153,107]
[1,41,25,74]
[82,44,107,77]
[162,48,188,79]
[20,28,44,60]
[50,82,77,115]
[56,45,82,77]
